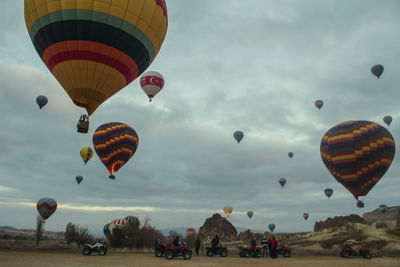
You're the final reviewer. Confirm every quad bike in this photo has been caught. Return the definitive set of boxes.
[155,243,166,257]
[277,245,291,257]
[340,244,371,259]
[239,246,262,257]
[206,244,228,257]
[165,242,192,260]
[82,241,107,256]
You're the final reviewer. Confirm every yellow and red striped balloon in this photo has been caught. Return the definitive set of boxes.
[320,121,395,200]
[24,0,168,115]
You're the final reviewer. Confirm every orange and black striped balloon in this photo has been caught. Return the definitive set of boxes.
[93,122,139,178]
[320,121,395,200]
[24,0,168,115]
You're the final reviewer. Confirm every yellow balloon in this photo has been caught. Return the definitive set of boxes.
[80,147,94,165]
[223,206,233,218]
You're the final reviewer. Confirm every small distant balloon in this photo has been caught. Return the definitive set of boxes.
[268,224,276,233]
[288,152,293,158]
[247,211,253,219]
[140,71,165,102]
[303,213,309,220]
[371,64,384,79]
[233,131,244,143]
[36,198,57,220]
[383,116,392,126]
[324,188,333,198]
[223,206,233,218]
[36,95,48,109]
[75,175,83,184]
[186,228,196,235]
[279,178,286,188]
[315,100,323,110]
[80,147,94,165]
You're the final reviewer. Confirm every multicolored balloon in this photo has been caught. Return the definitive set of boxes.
[315,100,323,110]
[80,147,93,165]
[324,188,333,198]
[288,152,294,158]
[24,0,168,116]
[233,131,244,143]
[247,211,253,219]
[268,224,276,233]
[75,175,83,184]
[124,216,140,226]
[36,95,48,109]
[383,116,392,126]
[140,71,165,102]
[93,122,139,179]
[279,178,286,188]
[371,64,384,79]
[303,213,309,220]
[36,198,57,220]
[320,121,395,202]
[103,223,111,238]
[223,206,233,218]
[109,218,127,235]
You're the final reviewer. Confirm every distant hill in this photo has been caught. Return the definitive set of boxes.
[0,226,64,240]
[0,226,17,231]
[363,206,400,229]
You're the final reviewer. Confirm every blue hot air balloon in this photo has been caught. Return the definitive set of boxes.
[233,131,244,143]
[324,188,333,198]
[268,224,276,233]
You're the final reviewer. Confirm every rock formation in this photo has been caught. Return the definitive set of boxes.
[198,213,237,242]
[314,214,366,233]
[363,206,400,229]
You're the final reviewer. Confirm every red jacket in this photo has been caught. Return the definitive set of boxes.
[270,239,278,249]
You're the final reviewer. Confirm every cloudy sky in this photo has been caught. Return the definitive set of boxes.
[0,0,399,237]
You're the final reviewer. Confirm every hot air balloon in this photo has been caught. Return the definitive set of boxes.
[140,71,165,102]
[186,228,196,235]
[371,64,384,79]
[288,152,294,158]
[247,211,253,219]
[80,147,94,165]
[24,0,168,133]
[357,200,364,208]
[315,100,323,110]
[279,178,286,188]
[103,223,111,238]
[233,131,244,143]
[124,216,139,226]
[36,198,57,220]
[268,224,276,233]
[324,188,333,198]
[75,175,83,184]
[303,213,309,220]
[320,121,395,206]
[109,218,127,235]
[93,122,139,179]
[379,204,388,213]
[36,95,48,109]
[383,116,392,126]
[223,206,233,218]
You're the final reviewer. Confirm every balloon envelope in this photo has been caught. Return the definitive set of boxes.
[233,131,244,143]
[93,122,139,179]
[320,121,395,200]
[288,152,293,158]
[103,223,111,238]
[303,213,309,220]
[371,64,384,79]
[324,188,333,198]
[124,216,139,226]
[315,100,323,110]
[36,198,57,220]
[80,147,94,164]
[140,71,165,101]
[223,206,233,217]
[279,178,286,188]
[383,116,392,126]
[109,218,127,235]
[247,211,253,219]
[24,0,168,116]
[268,224,276,232]
[186,228,196,235]
[75,175,83,184]
[36,95,48,109]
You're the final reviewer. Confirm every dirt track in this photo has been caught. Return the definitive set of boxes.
[0,251,399,267]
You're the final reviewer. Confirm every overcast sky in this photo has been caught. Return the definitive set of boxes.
[0,0,399,237]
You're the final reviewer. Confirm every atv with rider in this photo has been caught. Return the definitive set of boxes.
[340,240,371,259]
[239,245,262,257]
[165,242,192,260]
[206,244,228,257]
[155,242,166,257]
[82,241,107,256]
[277,245,291,257]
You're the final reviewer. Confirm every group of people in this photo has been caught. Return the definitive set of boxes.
[257,236,279,258]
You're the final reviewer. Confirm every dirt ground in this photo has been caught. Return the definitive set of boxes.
[0,251,399,267]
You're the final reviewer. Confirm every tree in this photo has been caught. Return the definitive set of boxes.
[64,222,93,248]
[65,222,77,245]
[35,215,44,246]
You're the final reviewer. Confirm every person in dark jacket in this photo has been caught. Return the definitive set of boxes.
[195,236,201,256]
[261,236,268,257]
[251,239,257,248]
[173,236,179,247]
[211,235,219,255]
[270,236,278,258]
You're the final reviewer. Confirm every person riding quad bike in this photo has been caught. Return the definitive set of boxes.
[340,240,371,259]
[211,235,220,255]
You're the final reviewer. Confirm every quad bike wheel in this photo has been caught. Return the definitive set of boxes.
[155,250,163,257]
[206,249,214,257]
[183,251,191,260]
[220,248,228,257]
[283,250,291,258]
[243,250,249,257]
[340,250,350,258]
[256,250,262,257]
[98,247,107,256]
[363,252,372,260]
[82,247,92,256]
[165,250,174,260]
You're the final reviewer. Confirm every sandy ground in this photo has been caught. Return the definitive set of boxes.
[0,251,400,267]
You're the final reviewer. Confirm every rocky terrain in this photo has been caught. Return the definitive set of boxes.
[197,213,237,242]
[314,214,366,233]
[363,206,400,229]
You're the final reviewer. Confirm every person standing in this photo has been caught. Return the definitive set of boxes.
[211,234,219,255]
[261,236,268,258]
[270,236,278,259]
[195,236,201,256]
